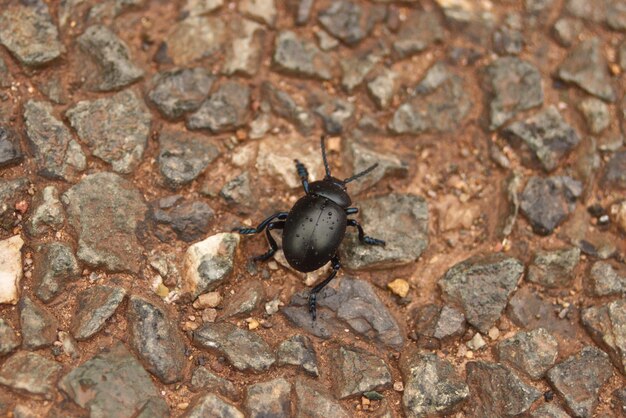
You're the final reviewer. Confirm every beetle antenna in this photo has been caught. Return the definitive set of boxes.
[320,135,331,178]
[343,163,378,184]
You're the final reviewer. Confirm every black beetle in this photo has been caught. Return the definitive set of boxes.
[234,136,385,319]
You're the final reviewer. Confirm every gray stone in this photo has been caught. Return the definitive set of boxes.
[553,17,583,47]
[261,82,316,135]
[0,1,63,67]
[565,0,626,31]
[340,194,428,270]
[71,285,126,340]
[527,247,580,288]
[183,393,243,418]
[0,126,23,169]
[466,361,541,417]
[389,63,471,134]
[318,1,385,45]
[579,97,610,134]
[239,0,277,27]
[127,296,186,384]
[493,23,524,55]
[32,242,80,303]
[581,299,626,374]
[63,172,149,273]
[330,345,392,399]
[277,334,319,376]
[23,100,86,181]
[484,57,544,129]
[256,138,325,188]
[192,322,275,372]
[315,29,339,50]
[220,172,254,212]
[158,130,220,188]
[558,38,616,102]
[273,31,333,80]
[346,140,408,194]
[147,68,214,119]
[439,254,524,333]
[78,25,143,91]
[546,346,613,418]
[295,0,314,25]
[187,81,250,132]
[434,0,495,43]
[153,196,214,243]
[310,92,354,135]
[59,342,169,418]
[340,52,380,92]
[245,378,291,418]
[66,90,151,174]
[26,186,65,237]
[164,17,226,65]
[19,296,58,350]
[367,70,397,109]
[0,352,61,399]
[589,261,626,296]
[0,235,23,305]
[503,106,580,172]
[529,404,572,418]
[496,328,559,380]
[189,367,240,399]
[414,304,466,344]
[219,280,264,318]
[0,319,20,356]
[520,176,581,235]
[181,233,239,298]
[400,350,469,417]
[182,0,224,16]
[295,378,350,418]
[285,277,404,348]
[393,11,443,58]
[0,178,29,231]
[223,19,266,77]
[603,150,626,189]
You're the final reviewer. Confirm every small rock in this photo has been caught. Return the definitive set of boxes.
[187,81,250,132]
[193,292,222,309]
[527,247,580,288]
[318,1,385,46]
[553,17,583,47]
[0,352,61,399]
[147,68,214,120]
[578,98,610,134]
[256,138,324,188]
[466,333,486,351]
[0,126,23,169]
[223,19,266,77]
[66,90,151,174]
[24,100,86,181]
[496,328,559,380]
[182,0,224,16]
[493,17,524,55]
[63,172,149,273]
[19,296,59,349]
[273,30,333,80]
[295,378,350,418]
[184,393,244,418]
[340,52,380,92]
[245,378,291,418]
[309,92,354,135]
[0,319,20,356]
[277,334,319,376]
[189,367,240,399]
[153,196,214,243]
[546,346,613,418]
[26,186,65,237]
[59,342,168,418]
[414,304,466,344]
[163,16,225,65]
[0,235,24,305]
[393,11,444,58]
[503,106,580,172]
[315,29,339,50]
[581,299,626,374]
[261,82,316,135]
[192,322,275,372]
[181,232,240,299]
[294,0,314,25]
[530,403,572,418]
[484,57,544,129]
[367,70,397,109]
[32,242,80,303]
[400,350,469,417]
[589,261,626,297]
[558,38,616,102]
[346,139,408,194]
[387,278,409,298]
[466,361,541,417]
[77,25,143,91]
[340,194,428,270]
[603,150,626,190]
[330,345,392,399]
[0,178,29,231]
[389,63,471,134]
[566,0,626,35]
[220,172,254,212]
[239,0,277,27]
[219,280,264,318]
[520,176,581,235]
[0,1,63,67]
[71,285,126,340]
[439,254,523,333]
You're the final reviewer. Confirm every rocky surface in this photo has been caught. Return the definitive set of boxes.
[0,351,62,400]
[19,296,58,350]
[32,242,80,302]
[187,81,250,132]
[184,393,244,418]
[70,285,126,340]
[245,378,291,417]
[148,68,214,120]
[0,126,23,169]
[26,186,65,236]
[589,261,626,296]
[0,319,20,356]
[276,334,319,376]
[520,176,581,235]
[153,196,214,242]
[496,328,559,380]
[330,345,392,399]
[581,299,626,374]
[526,247,580,288]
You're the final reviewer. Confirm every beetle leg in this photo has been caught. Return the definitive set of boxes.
[308,255,341,320]
[253,221,285,262]
[347,219,386,246]
[233,212,288,234]
[345,207,358,215]
[294,159,310,194]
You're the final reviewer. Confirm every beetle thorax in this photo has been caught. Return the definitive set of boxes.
[308,178,352,208]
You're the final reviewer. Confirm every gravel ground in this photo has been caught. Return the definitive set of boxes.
[1,0,626,417]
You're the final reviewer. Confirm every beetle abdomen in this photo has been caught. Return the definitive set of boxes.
[282,195,347,272]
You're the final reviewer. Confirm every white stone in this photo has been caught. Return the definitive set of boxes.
[0,235,24,305]
[256,138,325,189]
[238,0,277,27]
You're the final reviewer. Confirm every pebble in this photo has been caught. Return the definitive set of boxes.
[603,150,626,190]
[187,81,250,132]
[520,176,581,235]
[190,366,240,399]
[330,345,392,399]
[70,285,126,340]
[19,296,58,349]
[272,30,333,80]
[318,1,385,46]
[581,299,626,374]
[153,196,214,243]
[239,0,277,27]
[0,235,24,305]
[387,278,409,298]
[526,247,581,288]
[0,126,23,169]
[0,319,20,356]
[277,334,319,376]
[183,393,243,418]
[32,242,80,303]
[295,378,350,418]
[164,16,226,65]
[393,11,444,58]
[148,68,214,120]
[496,328,559,380]
[0,351,62,400]
[245,378,291,417]
[589,261,626,296]
[193,291,222,309]
[26,186,65,237]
